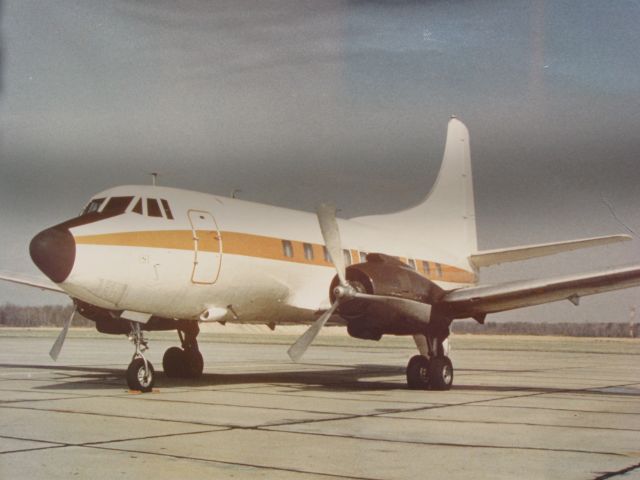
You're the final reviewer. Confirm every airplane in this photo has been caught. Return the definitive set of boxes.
[2,117,640,393]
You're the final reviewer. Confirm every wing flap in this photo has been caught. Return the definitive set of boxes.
[441,264,640,318]
[469,234,631,268]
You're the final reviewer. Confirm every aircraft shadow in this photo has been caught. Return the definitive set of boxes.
[1,363,636,396]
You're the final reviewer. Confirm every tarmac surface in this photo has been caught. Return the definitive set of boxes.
[0,331,639,479]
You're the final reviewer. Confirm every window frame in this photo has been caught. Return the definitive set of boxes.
[131,198,144,215]
[422,260,431,276]
[282,240,294,258]
[160,199,174,220]
[303,243,314,261]
[101,196,134,216]
[147,198,163,218]
[82,197,106,215]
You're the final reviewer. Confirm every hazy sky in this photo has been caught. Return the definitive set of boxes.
[1,0,639,323]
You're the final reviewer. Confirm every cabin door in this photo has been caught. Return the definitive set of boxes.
[187,210,222,284]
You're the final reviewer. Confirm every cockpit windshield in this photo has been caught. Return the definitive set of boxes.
[102,196,134,215]
[82,198,105,215]
[82,196,133,217]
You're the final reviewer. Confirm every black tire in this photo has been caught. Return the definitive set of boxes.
[126,358,155,392]
[163,347,186,378]
[406,355,430,389]
[183,349,204,378]
[429,356,453,391]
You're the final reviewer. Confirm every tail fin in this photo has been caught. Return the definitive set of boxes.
[352,117,478,260]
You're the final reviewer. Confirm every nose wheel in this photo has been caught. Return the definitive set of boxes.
[127,357,155,392]
[126,322,155,392]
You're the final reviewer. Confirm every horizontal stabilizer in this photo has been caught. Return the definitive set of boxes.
[441,264,640,318]
[469,234,631,268]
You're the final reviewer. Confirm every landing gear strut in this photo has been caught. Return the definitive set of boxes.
[162,322,204,379]
[126,322,155,392]
[406,332,453,391]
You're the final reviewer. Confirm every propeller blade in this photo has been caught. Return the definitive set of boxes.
[287,301,339,362]
[317,203,347,287]
[49,307,77,361]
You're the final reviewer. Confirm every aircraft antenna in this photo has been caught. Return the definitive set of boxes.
[601,196,637,237]
[149,172,160,187]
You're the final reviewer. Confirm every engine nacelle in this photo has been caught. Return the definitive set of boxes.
[330,254,445,339]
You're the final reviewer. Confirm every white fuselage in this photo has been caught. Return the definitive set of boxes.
[60,185,476,326]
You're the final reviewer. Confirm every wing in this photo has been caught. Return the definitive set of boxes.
[440,264,640,319]
[0,271,66,294]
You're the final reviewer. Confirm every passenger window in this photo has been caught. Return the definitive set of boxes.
[343,249,352,266]
[303,243,314,261]
[160,199,174,220]
[435,263,442,277]
[407,259,416,270]
[102,196,134,215]
[422,261,431,276]
[323,246,331,263]
[282,240,293,258]
[147,198,162,218]
[82,198,105,215]
[132,199,143,215]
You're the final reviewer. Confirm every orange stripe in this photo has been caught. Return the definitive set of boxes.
[75,230,476,283]
[75,230,220,252]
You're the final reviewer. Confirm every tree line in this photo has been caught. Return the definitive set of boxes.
[0,303,93,327]
[451,320,639,338]
[0,303,638,337]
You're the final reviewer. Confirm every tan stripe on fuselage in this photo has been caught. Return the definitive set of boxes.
[75,230,476,283]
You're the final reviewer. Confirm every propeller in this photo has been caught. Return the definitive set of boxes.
[288,204,355,362]
[288,203,435,362]
[287,301,339,362]
[316,203,348,287]
[49,306,79,361]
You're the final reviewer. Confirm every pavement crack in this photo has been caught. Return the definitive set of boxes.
[87,444,379,480]
[592,461,640,479]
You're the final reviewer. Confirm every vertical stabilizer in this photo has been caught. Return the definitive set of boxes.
[352,118,478,262]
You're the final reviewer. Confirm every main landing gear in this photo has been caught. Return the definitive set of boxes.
[406,334,453,390]
[162,322,204,379]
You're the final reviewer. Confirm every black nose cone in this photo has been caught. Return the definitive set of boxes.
[29,227,76,283]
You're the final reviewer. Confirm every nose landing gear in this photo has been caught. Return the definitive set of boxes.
[126,322,155,392]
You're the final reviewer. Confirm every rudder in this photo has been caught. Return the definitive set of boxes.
[351,117,478,262]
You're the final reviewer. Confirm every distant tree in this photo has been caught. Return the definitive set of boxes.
[0,303,93,327]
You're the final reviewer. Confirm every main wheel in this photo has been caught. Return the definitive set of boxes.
[429,356,453,390]
[126,358,155,392]
[163,347,185,378]
[406,355,430,389]
[183,349,204,378]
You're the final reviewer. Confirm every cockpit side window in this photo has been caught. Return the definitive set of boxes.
[82,198,105,215]
[160,199,174,220]
[132,198,143,215]
[102,196,134,215]
[147,198,162,218]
